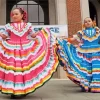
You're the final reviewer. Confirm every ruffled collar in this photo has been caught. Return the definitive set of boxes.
[5,22,32,37]
[82,27,100,42]
[83,27,96,38]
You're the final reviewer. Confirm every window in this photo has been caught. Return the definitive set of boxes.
[6,0,49,25]
[89,1,98,25]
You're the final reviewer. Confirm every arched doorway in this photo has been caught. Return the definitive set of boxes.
[89,1,98,25]
[6,0,49,25]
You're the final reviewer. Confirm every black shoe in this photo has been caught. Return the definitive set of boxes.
[80,86,86,92]
[10,94,27,99]
[81,88,86,92]
[88,88,91,92]
[10,95,16,99]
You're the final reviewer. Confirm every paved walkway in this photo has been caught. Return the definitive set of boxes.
[0,79,100,100]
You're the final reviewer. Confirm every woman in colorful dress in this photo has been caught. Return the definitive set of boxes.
[57,17,100,92]
[0,7,58,98]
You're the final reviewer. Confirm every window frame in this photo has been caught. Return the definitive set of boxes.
[6,0,49,25]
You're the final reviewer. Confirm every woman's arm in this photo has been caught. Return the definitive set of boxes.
[67,37,75,43]
[56,36,75,43]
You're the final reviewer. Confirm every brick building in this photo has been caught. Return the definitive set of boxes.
[0,0,99,78]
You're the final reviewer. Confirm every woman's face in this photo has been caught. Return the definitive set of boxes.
[11,9,23,22]
[84,18,93,28]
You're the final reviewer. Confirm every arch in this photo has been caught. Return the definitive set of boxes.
[6,0,49,25]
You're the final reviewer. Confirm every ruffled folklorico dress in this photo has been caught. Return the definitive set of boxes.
[0,22,58,95]
[57,27,100,92]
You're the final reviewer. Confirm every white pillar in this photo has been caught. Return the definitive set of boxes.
[0,0,6,25]
[49,0,56,25]
[55,0,68,79]
[55,0,68,25]
[80,0,90,23]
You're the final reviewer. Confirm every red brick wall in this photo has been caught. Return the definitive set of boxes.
[66,0,82,38]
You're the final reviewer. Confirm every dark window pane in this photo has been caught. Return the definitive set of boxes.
[28,1,37,4]
[17,0,27,4]
[28,5,38,22]
[39,6,44,22]
[17,5,27,12]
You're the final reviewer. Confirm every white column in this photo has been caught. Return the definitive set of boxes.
[0,0,6,25]
[55,0,68,25]
[80,0,90,22]
[55,0,68,79]
[49,0,56,25]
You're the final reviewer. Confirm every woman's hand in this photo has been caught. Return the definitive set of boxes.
[31,32,38,38]
[74,41,83,48]
[0,33,8,40]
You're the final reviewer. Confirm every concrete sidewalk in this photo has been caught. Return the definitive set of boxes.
[0,79,100,100]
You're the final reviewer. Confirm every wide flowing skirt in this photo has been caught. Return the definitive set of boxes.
[57,39,100,92]
[0,28,58,95]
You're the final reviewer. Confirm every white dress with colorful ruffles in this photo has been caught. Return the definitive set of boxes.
[0,22,58,95]
[57,27,100,92]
